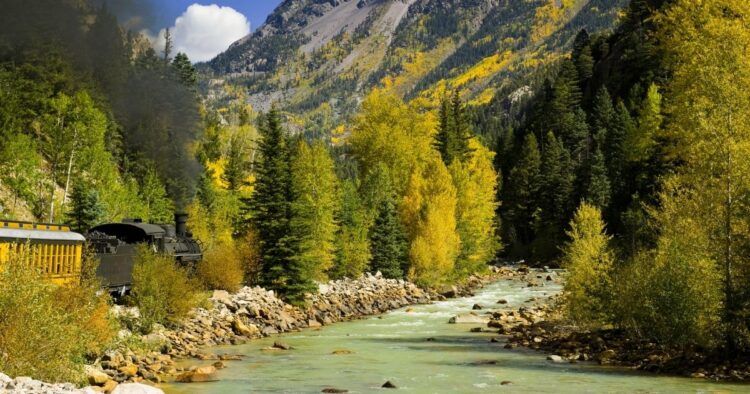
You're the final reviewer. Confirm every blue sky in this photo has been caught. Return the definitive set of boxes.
[153,1,281,31]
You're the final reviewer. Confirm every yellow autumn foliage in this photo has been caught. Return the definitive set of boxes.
[349,89,436,193]
[402,156,460,287]
[450,140,500,277]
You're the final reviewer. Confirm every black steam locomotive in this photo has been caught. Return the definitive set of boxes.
[88,213,202,295]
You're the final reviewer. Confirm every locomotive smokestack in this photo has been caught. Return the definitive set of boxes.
[175,213,188,237]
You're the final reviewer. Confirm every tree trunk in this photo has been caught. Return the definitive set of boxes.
[62,126,79,208]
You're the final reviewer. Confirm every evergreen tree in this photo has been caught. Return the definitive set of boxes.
[572,30,594,84]
[536,132,575,259]
[369,193,408,279]
[434,91,473,165]
[606,101,635,213]
[172,53,197,88]
[331,180,371,279]
[222,134,247,192]
[585,147,611,210]
[246,109,313,304]
[503,134,542,247]
[591,87,616,137]
[65,183,103,233]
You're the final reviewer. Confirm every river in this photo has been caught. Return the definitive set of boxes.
[166,277,749,393]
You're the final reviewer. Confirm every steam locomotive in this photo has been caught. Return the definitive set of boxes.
[88,213,202,294]
[0,213,202,294]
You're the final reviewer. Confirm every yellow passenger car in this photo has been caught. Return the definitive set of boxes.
[0,220,86,285]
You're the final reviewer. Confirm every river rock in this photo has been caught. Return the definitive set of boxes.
[332,349,353,355]
[111,383,164,394]
[546,355,565,363]
[497,299,508,304]
[273,341,292,350]
[232,318,260,337]
[449,313,490,324]
[176,365,218,383]
[102,380,119,393]
[382,381,397,389]
[322,388,348,393]
[85,365,110,386]
[118,364,138,377]
[472,304,483,310]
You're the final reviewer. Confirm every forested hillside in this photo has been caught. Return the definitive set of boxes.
[203,0,628,135]
[0,0,201,225]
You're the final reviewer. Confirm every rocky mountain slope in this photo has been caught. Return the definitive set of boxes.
[203,0,629,125]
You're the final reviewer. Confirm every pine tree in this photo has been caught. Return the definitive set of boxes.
[222,134,246,192]
[246,109,313,304]
[331,180,371,279]
[585,146,611,210]
[572,30,594,84]
[536,132,575,259]
[606,101,635,213]
[172,53,197,87]
[591,87,616,137]
[369,193,408,279]
[65,183,103,233]
[504,134,542,247]
[434,91,473,165]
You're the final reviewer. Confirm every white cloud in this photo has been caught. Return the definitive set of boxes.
[150,4,250,63]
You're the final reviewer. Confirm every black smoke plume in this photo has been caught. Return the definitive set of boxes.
[0,0,202,208]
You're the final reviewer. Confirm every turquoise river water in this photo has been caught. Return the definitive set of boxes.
[166,278,750,393]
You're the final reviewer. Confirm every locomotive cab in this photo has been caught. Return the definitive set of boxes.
[88,213,202,294]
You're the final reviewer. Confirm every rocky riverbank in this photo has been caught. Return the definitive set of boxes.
[482,279,750,382]
[71,268,507,392]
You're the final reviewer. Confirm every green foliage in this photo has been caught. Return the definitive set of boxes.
[290,140,340,281]
[138,167,174,223]
[584,147,611,210]
[369,193,408,279]
[0,248,116,384]
[562,202,614,326]
[435,91,474,165]
[172,52,197,87]
[65,182,103,233]
[0,133,43,215]
[503,134,541,249]
[246,109,314,304]
[330,180,371,279]
[627,83,662,163]
[128,246,201,333]
[535,132,575,259]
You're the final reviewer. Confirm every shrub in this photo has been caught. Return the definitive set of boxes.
[561,202,614,326]
[612,187,722,348]
[0,247,116,384]
[237,230,262,284]
[128,245,201,333]
[196,239,245,292]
